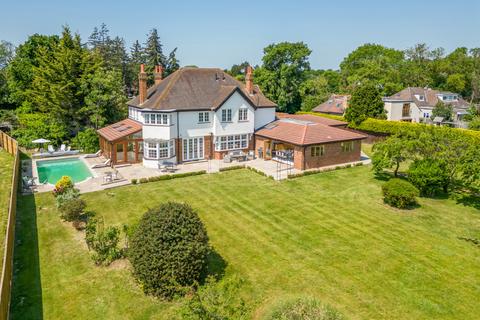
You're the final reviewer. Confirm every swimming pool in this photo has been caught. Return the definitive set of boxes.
[36,157,93,184]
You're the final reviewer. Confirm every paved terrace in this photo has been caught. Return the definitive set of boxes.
[24,153,370,194]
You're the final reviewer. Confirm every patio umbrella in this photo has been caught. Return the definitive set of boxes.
[32,138,51,152]
[32,138,51,144]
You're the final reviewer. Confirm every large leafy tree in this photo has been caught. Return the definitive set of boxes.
[28,26,91,131]
[164,47,180,77]
[431,101,453,121]
[344,82,386,124]
[80,66,127,129]
[340,43,404,96]
[255,42,311,113]
[299,74,330,111]
[0,41,14,110]
[6,34,59,107]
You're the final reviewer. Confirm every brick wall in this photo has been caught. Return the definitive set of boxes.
[304,140,361,170]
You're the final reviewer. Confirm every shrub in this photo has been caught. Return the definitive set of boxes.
[382,178,419,209]
[53,176,74,196]
[219,165,245,172]
[180,276,249,319]
[129,202,209,298]
[131,178,137,184]
[55,187,80,208]
[408,159,449,196]
[139,170,207,185]
[71,128,99,153]
[139,177,148,184]
[58,197,86,221]
[85,216,123,265]
[262,297,344,320]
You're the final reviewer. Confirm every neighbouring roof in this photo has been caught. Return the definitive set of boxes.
[97,118,142,142]
[313,94,350,114]
[255,118,365,146]
[128,68,277,111]
[384,87,469,109]
[276,113,347,127]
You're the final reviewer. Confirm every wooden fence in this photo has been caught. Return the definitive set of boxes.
[0,131,19,320]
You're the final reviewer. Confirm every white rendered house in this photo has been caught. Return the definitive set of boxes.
[383,87,470,123]
[98,65,277,167]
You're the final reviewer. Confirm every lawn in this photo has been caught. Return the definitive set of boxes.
[0,150,14,270]
[11,166,480,319]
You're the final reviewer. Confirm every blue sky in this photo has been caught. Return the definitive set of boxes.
[1,0,479,69]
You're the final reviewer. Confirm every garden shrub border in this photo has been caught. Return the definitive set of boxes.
[219,165,245,172]
[132,170,207,185]
[288,162,362,179]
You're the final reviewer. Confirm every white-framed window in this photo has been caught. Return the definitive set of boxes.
[215,134,248,151]
[128,107,140,121]
[198,112,210,123]
[146,142,158,159]
[239,108,248,121]
[423,112,430,118]
[144,140,175,159]
[144,113,170,125]
[341,141,354,152]
[311,145,325,157]
[221,109,232,122]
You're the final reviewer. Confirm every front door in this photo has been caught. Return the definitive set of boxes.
[183,137,204,161]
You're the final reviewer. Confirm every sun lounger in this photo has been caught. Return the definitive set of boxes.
[84,150,102,158]
[91,159,111,169]
[60,144,66,152]
[48,145,55,153]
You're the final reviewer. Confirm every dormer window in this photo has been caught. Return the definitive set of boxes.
[418,95,424,101]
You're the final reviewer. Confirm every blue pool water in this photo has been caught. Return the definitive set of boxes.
[37,157,92,184]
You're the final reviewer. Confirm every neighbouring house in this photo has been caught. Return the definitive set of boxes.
[383,87,470,124]
[312,94,350,115]
[97,65,366,171]
[256,114,365,170]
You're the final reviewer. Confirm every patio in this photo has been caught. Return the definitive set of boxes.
[24,151,370,194]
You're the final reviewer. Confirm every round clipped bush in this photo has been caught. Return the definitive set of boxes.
[58,197,86,221]
[129,201,209,298]
[262,297,344,320]
[408,159,448,196]
[382,178,419,209]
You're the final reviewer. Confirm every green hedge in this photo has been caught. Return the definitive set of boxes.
[133,170,207,184]
[296,111,345,121]
[219,165,245,172]
[349,118,480,141]
[287,163,362,179]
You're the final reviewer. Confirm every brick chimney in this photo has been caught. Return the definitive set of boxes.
[138,64,147,104]
[154,65,163,85]
[245,65,254,95]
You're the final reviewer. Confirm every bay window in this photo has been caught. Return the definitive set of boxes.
[144,140,175,159]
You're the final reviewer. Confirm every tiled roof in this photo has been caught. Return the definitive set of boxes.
[128,68,277,111]
[255,118,365,146]
[384,87,469,109]
[313,94,350,114]
[276,113,347,127]
[97,118,142,142]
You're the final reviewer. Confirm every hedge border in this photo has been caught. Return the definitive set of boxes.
[132,170,207,185]
[287,162,362,179]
